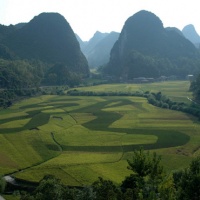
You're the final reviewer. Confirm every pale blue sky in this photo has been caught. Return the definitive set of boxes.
[0,0,199,41]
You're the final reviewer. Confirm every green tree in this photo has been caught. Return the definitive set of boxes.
[20,175,75,200]
[158,175,177,200]
[123,148,165,199]
[174,156,200,200]
[121,174,144,199]
[127,148,163,179]
[20,175,96,200]
[92,177,122,200]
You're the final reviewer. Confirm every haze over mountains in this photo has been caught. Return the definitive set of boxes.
[76,12,200,71]
[182,24,200,48]
[77,31,119,68]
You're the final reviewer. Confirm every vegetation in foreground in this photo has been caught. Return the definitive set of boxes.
[5,149,199,200]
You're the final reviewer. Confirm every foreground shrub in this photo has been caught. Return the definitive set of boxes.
[18,152,200,200]
[173,156,200,200]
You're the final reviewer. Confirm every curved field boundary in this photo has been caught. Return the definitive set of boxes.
[56,129,189,152]
[0,97,191,153]
[73,98,190,151]
[51,132,63,152]
[0,111,50,133]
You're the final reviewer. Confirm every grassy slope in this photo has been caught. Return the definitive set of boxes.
[1,81,200,186]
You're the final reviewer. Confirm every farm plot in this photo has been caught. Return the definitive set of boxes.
[76,81,192,103]
[0,82,200,186]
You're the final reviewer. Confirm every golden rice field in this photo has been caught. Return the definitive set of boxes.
[0,81,200,186]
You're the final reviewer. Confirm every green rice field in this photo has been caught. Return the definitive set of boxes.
[0,81,200,186]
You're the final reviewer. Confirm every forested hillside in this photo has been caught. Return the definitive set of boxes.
[3,13,89,75]
[104,10,200,79]
[0,13,89,107]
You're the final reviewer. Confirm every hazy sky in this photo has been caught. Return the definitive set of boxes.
[1,0,199,41]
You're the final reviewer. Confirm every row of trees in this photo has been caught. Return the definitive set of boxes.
[15,149,200,200]
[147,91,200,118]
[67,89,144,97]
[67,89,200,119]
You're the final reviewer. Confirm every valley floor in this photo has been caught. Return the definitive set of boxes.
[0,81,199,186]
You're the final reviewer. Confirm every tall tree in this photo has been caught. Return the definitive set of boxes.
[122,148,166,199]
[174,156,200,200]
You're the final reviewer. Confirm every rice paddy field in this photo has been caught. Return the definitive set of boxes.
[0,81,200,186]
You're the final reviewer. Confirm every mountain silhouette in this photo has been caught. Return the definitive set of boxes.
[3,12,89,76]
[104,10,199,79]
[79,31,119,68]
[182,24,200,48]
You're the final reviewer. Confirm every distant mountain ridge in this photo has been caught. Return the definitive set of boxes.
[76,33,88,50]
[78,31,119,68]
[165,27,184,37]
[0,24,16,41]
[104,10,200,79]
[86,31,119,68]
[82,31,109,55]
[14,22,27,29]
[182,24,200,48]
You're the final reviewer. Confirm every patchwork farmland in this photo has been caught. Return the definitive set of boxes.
[0,81,200,186]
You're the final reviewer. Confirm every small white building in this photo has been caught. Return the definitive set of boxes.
[186,75,194,81]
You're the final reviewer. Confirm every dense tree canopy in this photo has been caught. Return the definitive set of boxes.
[43,63,82,87]
[0,59,45,89]
[0,58,83,108]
